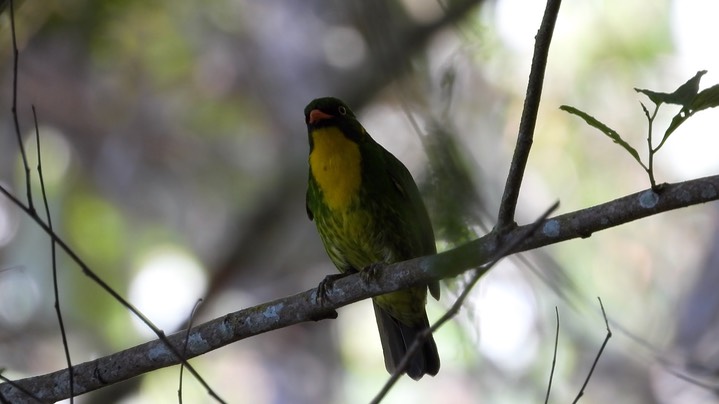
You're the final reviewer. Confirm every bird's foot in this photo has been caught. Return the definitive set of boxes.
[360,262,386,285]
[316,273,351,306]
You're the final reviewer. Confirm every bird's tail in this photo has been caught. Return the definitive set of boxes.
[372,302,440,380]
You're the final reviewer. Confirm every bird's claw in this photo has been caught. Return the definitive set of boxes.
[316,273,349,305]
[360,262,386,284]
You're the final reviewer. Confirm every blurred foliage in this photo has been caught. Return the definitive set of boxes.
[1,0,719,403]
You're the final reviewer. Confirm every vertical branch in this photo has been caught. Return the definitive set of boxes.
[496,0,561,229]
[8,0,34,213]
[34,106,74,403]
[645,104,660,190]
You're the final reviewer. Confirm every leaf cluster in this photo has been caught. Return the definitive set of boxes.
[561,70,719,189]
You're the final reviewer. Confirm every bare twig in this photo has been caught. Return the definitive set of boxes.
[644,103,660,189]
[179,299,203,404]
[0,372,40,403]
[545,307,560,404]
[34,105,74,403]
[8,0,34,214]
[0,185,225,403]
[572,297,611,403]
[2,8,222,402]
[497,0,562,229]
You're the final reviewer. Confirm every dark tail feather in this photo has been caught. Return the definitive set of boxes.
[372,302,440,380]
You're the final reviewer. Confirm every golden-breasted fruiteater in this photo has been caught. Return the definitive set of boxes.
[304,97,440,380]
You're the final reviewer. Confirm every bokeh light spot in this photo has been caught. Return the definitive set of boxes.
[0,267,40,329]
[129,246,207,336]
[322,26,367,69]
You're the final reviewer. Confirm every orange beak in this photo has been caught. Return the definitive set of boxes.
[308,109,333,125]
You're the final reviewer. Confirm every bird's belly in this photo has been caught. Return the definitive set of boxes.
[317,207,390,272]
[316,206,428,324]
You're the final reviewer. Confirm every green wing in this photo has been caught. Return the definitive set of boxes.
[369,138,441,300]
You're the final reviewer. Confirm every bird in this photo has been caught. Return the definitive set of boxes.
[304,96,440,380]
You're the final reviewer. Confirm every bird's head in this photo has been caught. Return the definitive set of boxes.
[304,97,359,128]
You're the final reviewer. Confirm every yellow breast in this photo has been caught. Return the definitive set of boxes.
[309,127,362,211]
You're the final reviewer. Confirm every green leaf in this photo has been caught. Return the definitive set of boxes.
[690,83,719,112]
[560,105,642,165]
[635,70,707,108]
[634,88,669,106]
[656,75,719,150]
[666,70,706,106]
[639,101,651,120]
[658,110,690,150]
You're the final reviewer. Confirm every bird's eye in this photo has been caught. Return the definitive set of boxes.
[338,106,347,115]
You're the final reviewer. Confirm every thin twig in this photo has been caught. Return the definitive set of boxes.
[34,105,74,403]
[8,0,34,214]
[0,185,225,403]
[371,201,560,404]
[2,5,222,402]
[572,297,611,403]
[497,0,562,229]
[179,299,203,404]
[0,372,41,403]
[544,307,560,404]
[645,103,660,189]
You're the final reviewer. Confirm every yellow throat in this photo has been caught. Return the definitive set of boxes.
[309,127,362,211]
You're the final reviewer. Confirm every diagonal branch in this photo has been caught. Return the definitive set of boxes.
[1,174,717,402]
[0,183,224,403]
[497,0,562,229]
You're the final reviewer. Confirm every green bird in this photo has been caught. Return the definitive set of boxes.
[304,97,440,380]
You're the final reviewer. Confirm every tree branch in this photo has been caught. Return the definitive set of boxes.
[497,0,562,229]
[1,175,717,402]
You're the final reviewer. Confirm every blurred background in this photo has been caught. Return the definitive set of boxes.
[1,0,719,403]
